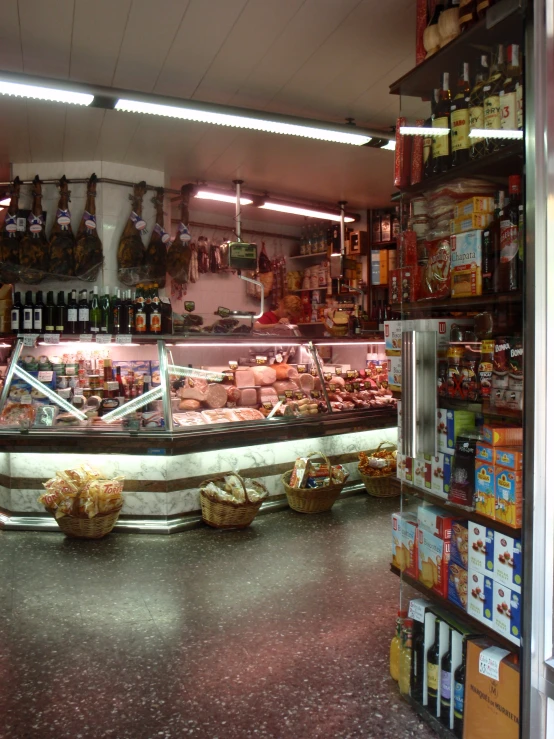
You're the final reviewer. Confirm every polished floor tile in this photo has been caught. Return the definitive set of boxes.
[0,495,436,739]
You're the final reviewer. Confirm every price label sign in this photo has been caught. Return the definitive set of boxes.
[80,334,93,343]
[335,367,343,376]
[297,364,306,374]
[73,387,84,396]
[345,383,353,392]
[478,647,510,681]
[44,334,60,345]
[22,334,38,347]
[116,335,132,345]
[38,370,53,382]
[96,334,112,344]
[407,599,427,623]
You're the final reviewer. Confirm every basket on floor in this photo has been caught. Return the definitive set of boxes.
[358,441,400,498]
[47,505,123,539]
[282,452,347,514]
[200,477,266,529]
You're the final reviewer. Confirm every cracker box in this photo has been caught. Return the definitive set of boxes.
[384,320,403,355]
[446,409,476,452]
[450,520,469,569]
[419,318,474,359]
[467,567,494,625]
[494,447,523,471]
[450,213,492,235]
[482,425,523,447]
[392,512,419,578]
[418,527,450,598]
[454,196,495,218]
[396,453,407,483]
[476,442,494,464]
[493,582,521,645]
[417,505,454,540]
[387,355,402,390]
[413,458,427,490]
[450,229,483,298]
[448,561,468,610]
[495,467,523,528]
[430,453,448,498]
[437,407,449,454]
[468,521,494,576]
[475,462,496,519]
[404,456,414,485]
[443,453,452,495]
[493,530,522,594]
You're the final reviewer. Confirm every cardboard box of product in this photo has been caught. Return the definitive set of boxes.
[446,409,476,452]
[384,320,403,355]
[430,453,448,498]
[468,521,494,576]
[493,530,522,594]
[448,561,468,610]
[396,453,407,483]
[476,442,494,464]
[450,213,493,235]
[467,567,494,626]
[417,505,454,539]
[437,408,449,454]
[482,425,523,447]
[493,447,523,471]
[463,639,520,739]
[413,458,427,490]
[418,527,450,598]
[404,456,414,485]
[443,453,453,496]
[392,512,419,579]
[495,467,523,528]
[492,581,521,645]
[454,196,495,218]
[387,355,402,390]
[450,521,469,569]
[450,229,483,298]
[475,462,496,519]
[419,318,474,358]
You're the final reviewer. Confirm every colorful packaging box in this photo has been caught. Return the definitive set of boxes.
[404,456,414,485]
[394,117,412,188]
[443,453,452,496]
[448,561,468,610]
[437,407,449,454]
[450,520,469,569]
[387,355,402,390]
[451,213,493,235]
[413,458,426,490]
[495,467,523,528]
[417,505,454,540]
[494,447,523,471]
[446,409,476,452]
[476,442,494,464]
[430,453,448,497]
[482,425,523,447]
[396,453,407,483]
[493,530,522,594]
[475,462,496,519]
[419,318,474,358]
[450,229,483,298]
[492,582,521,645]
[454,196,495,218]
[418,527,450,598]
[392,512,419,579]
[389,266,418,304]
[468,521,495,576]
[467,567,494,625]
[384,320,403,355]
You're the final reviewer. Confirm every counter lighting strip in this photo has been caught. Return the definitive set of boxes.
[173,342,302,348]
[168,365,225,381]
[13,365,87,421]
[102,386,163,423]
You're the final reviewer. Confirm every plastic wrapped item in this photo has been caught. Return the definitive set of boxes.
[419,238,451,300]
[39,464,123,520]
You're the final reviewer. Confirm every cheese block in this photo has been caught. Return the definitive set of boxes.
[252,365,277,386]
[235,368,255,388]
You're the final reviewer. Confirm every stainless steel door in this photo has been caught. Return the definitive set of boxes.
[401,329,437,459]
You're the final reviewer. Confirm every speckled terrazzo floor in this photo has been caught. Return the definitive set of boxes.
[0,495,437,739]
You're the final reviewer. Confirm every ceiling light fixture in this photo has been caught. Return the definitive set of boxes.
[0,197,10,206]
[259,202,356,222]
[400,126,449,136]
[381,140,396,151]
[469,129,523,140]
[0,80,93,106]
[195,189,253,206]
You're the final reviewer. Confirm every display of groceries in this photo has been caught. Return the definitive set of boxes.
[200,474,269,505]
[38,464,124,519]
[288,457,349,489]
[358,447,397,477]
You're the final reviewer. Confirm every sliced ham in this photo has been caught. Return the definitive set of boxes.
[273,380,299,395]
[235,369,255,388]
[298,373,314,394]
[180,386,206,401]
[204,383,228,409]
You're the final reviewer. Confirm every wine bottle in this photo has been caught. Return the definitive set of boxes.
[453,647,467,738]
[450,62,471,167]
[78,289,90,333]
[11,291,22,335]
[410,620,425,703]
[427,618,441,715]
[497,175,521,292]
[423,91,438,179]
[100,287,111,333]
[33,290,44,333]
[90,286,101,334]
[112,288,123,335]
[432,73,451,174]
[483,44,506,153]
[501,44,520,135]
[440,630,453,727]
[55,291,66,335]
[126,290,136,334]
[469,55,489,159]
[67,289,78,334]
[44,291,56,334]
[482,190,504,292]
[150,284,162,335]
[23,291,33,334]
[459,0,476,31]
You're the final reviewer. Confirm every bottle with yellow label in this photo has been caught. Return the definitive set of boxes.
[390,610,407,681]
[427,617,441,714]
[451,61,471,167]
[483,44,506,153]
[399,620,414,696]
[469,55,489,159]
[500,44,521,137]
[432,72,452,174]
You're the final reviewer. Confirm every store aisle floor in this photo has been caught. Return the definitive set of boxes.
[0,495,436,739]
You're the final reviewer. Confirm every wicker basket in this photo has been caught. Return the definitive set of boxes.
[200,476,266,529]
[358,441,400,498]
[47,505,123,539]
[282,452,347,514]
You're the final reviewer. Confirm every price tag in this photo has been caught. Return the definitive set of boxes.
[96,334,112,344]
[295,391,305,400]
[335,367,343,375]
[262,402,273,410]
[324,372,332,382]
[278,394,286,402]
[329,384,337,392]
[478,647,510,681]
[345,383,353,392]
[22,334,38,347]
[44,334,60,345]
[20,393,32,405]
[116,335,132,345]
[407,599,427,624]
[284,389,293,398]
[38,370,53,382]
[312,390,321,399]
[297,364,306,374]
[365,381,372,390]
[347,370,357,379]
[353,382,361,391]
[80,334,93,343]
[73,387,84,396]
[256,355,268,365]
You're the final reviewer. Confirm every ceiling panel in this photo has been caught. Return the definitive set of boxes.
[63,107,105,162]
[69,0,132,86]
[93,110,143,164]
[19,0,73,78]
[27,102,66,162]
[0,99,30,164]
[0,1,23,71]
[122,115,207,172]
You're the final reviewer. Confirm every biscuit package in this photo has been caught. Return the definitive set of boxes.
[38,464,124,519]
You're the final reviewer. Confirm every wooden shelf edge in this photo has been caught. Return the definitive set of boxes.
[391,290,522,313]
[390,565,520,654]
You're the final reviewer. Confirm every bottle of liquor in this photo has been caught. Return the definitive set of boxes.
[482,190,505,292]
[135,285,147,333]
[453,647,467,738]
[390,611,406,681]
[476,0,494,17]
[423,91,438,179]
[459,0,476,31]
[483,44,506,153]
[398,621,413,697]
[23,291,34,334]
[44,291,56,334]
[432,73,451,174]
[78,289,90,333]
[11,291,22,335]
[33,290,45,333]
[497,175,521,292]
[469,55,489,159]
[126,290,136,334]
[150,285,162,335]
[90,286,101,334]
[55,291,66,335]
[440,630,453,726]
[144,284,153,333]
[450,62,471,167]
[142,375,152,412]
[115,366,125,397]
[411,620,425,703]
[112,288,123,335]
[100,287,111,334]
[516,51,524,131]
[501,44,520,135]
[427,618,441,715]
[67,289,78,334]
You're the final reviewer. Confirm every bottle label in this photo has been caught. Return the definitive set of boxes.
[5,214,17,233]
[516,83,523,129]
[469,105,484,142]
[23,309,33,329]
[154,223,171,244]
[427,663,439,691]
[135,314,147,332]
[84,211,96,230]
[11,310,19,330]
[55,325,64,332]
[33,308,42,327]
[178,222,191,243]
[500,220,518,263]
[432,117,449,158]
[78,308,90,321]
[67,308,77,322]
[454,681,464,717]
[501,91,517,130]
[90,326,99,333]
[450,108,470,151]
[484,94,501,130]
[28,213,43,233]
[150,314,162,333]
[423,135,432,166]
[441,669,452,700]
[56,208,71,226]
[130,211,147,231]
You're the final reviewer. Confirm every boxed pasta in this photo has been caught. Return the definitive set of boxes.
[450,229,483,298]
[450,213,493,234]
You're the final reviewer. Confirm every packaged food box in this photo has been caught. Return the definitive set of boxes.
[482,425,523,447]
[404,456,414,484]
[413,457,426,490]
[476,442,494,463]
[419,238,450,301]
[443,453,453,496]
[448,561,468,610]
[419,318,474,358]
[450,520,469,569]
[464,639,520,739]
[418,527,450,598]
[392,512,418,578]
[449,435,479,507]
[475,462,496,519]
[384,320,403,355]
[446,409,476,452]
[450,229,483,298]
[450,213,493,234]
[495,467,523,528]
[389,266,418,304]
[396,453,408,483]
[454,196,495,218]
[494,447,523,471]
[387,355,402,390]
[394,117,412,188]
[467,567,494,625]
[417,505,454,539]
[492,582,521,645]
[468,521,494,576]
[437,408,448,454]
[429,453,448,498]
[493,530,522,594]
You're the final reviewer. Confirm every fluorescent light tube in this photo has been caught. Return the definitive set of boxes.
[102,387,163,424]
[400,126,449,136]
[0,80,93,106]
[469,128,523,140]
[168,365,225,381]
[0,198,10,206]
[381,140,396,150]
[195,190,253,205]
[259,202,356,222]
[13,365,87,420]
[115,99,371,146]
[174,342,301,347]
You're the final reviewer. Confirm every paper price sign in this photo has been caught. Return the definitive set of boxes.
[38,371,53,382]
[73,387,84,396]
[478,647,510,681]
[22,334,38,346]
[44,334,60,345]
[80,334,92,343]
[96,334,112,344]
[407,600,426,623]
[116,335,132,345]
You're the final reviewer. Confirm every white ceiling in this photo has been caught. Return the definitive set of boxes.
[0,0,427,210]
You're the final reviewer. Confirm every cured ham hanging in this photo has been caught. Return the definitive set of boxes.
[48,175,75,280]
[0,177,22,284]
[74,173,103,281]
[167,184,193,291]
[118,181,147,286]
[143,187,168,287]
[19,175,49,284]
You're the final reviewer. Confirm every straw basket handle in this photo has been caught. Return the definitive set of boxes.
[372,441,397,454]
[306,451,335,481]
[203,473,253,504]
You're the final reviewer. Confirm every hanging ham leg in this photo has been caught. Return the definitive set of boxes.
[0,177,22,284]
[19,175,49,284]
[48,175,75,280]
[143,187,168,287]
[167,184,193,286]
[74,173,103,281]
[118,181,147,286]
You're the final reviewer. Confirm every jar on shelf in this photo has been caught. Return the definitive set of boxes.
[302,269,311,290]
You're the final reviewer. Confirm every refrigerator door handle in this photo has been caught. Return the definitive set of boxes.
[415,330,437,458]
[401,330,417,457]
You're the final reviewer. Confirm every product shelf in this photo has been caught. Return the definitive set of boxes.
[440,397,523,423]
[370,240,397,250]
[400,695,456,739]
[390,565,520,653]
[400,480,521,537]
[391,290,522,314]
[287,252,328,260]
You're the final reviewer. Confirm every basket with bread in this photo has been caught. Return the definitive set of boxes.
[358,442,399,498]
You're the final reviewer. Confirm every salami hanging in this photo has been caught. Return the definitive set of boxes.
[167,184,193,284]
[74,173,103,282]
[143,187,168,287]
[0,177,22,284]
[19,175,49,284]
[118,181,147,286]
[48,175,75,280]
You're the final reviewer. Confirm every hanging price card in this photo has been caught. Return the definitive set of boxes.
[44,334,60,345]
[79,334,92,343]
[407,599,427,623]
[96,334,112,344]
[478,647,510,681]
[22,334,39,346]
[116,335,132,345]
[38,371,53,382]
